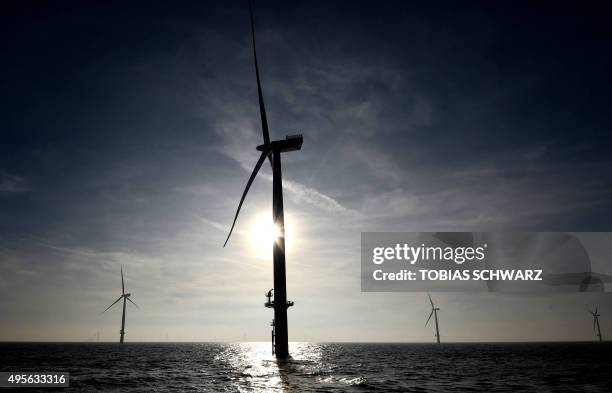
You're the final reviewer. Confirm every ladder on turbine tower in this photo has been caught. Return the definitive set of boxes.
[270,319,275,354]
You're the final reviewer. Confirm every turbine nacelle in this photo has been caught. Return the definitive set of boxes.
[257,134,303,153]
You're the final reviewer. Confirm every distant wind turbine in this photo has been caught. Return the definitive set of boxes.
[425,294,441,344]
[101,265,139,344]
[223,0,302,358]
[589,306,602,342]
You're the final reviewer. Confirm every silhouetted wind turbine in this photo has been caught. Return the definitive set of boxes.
[223,0,302,358]
[589,306,602,342]
[425,294,441,343]
[102,265,139,344]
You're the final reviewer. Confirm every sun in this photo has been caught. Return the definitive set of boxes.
[250,213,282,258]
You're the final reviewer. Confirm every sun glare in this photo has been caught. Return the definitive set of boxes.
[248,212,298,260]
[250,213,282,258]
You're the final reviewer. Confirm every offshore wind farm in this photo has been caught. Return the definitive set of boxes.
[2,0,612,392]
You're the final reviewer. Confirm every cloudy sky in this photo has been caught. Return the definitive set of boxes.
[1,0,611,342]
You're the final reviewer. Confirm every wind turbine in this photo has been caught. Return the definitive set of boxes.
[589,306,602,342]
[223,0,302,358]
[425,294,441,344]
[102,265,139,344]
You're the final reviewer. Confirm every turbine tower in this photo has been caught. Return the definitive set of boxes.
[589,306,602,342]
[102,265,139,344]
[223,0,302,358]
[426,294,441,344]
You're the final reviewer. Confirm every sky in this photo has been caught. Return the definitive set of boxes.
[1,0,612,342]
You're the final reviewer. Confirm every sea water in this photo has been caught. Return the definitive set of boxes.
[1,342,610,392]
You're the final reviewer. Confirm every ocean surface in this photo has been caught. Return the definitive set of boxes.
[1,342,611,392]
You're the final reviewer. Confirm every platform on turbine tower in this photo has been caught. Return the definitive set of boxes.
[264,300,294,308]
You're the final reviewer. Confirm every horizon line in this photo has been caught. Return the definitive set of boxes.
[0,340,607,344]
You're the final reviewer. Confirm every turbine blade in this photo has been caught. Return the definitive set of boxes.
[595,306,598,314]
[127,297,140,309]
[425,310,434,326]
[223,148,270,247]
[121,265,125,295]
[249,0,271,151]
[593,317,596,331]
[428,293,434,308]
[101,295,123,314]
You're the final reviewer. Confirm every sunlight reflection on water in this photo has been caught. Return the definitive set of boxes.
[215,342,326,392]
